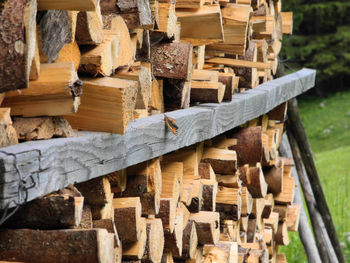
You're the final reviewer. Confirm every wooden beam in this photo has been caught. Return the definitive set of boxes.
[0,69,316,210]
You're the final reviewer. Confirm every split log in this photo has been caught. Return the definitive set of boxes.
[113,197,142,243]
[218,73,235,101]
[4,187,83,229]
[65,77,138,134]
[286,204,301,232]
[116,0,153,30]
[143,218,164,263]
[149,76,164,112]
[107,170,127,193]
[261,193,274,219]
[3,62,82,117]
[176,5,224,45]
[229,126,263,165]
[155,2,177,38]
[177,221,198,260]
[93,219,122,263]
[156,198,176,232]
[161,162,184,200]
[123,218,147,260]
[13,117,74,141]
[38,10,72,63]
[187,178,203,212]
[115,63,152,110]
[164,209,183,257]
[201,179,218,211]
[192,69,219,82]
[201,148,237,174]
[79,31,121,76]
[0,229,115,263]
[263,211,279,235]
[76,176,111,206]
[221,220,240,243]
[163,148,199,180]
[274,176,295,205]
[160,171,180,202]
[192,45,206,69]
[162,79,191,111]
[37,0,98,11]
[0,0,36,92]
[241,187,253,217]
[190,211,220,245]
[151,42,193,80]
[246,219,257,243]
[275,222,290,246]
[0,108,18,147]
[247,164,268,198]
[198,163,216,180]
[75,4,104,45]
[55,41,81,71]
[71,205,93,229]
[190,81,226,104]
[203,241,238,263]
[122,159,162,214]
[207,4,251,56]
[103,15,135,69]
[264,158,284,195]
[91,192,114,220]
[216,174,242,189]
[216,186,241,221]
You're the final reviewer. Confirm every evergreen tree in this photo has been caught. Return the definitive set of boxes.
[281,1,350,95]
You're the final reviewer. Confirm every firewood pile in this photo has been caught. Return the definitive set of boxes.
[0,0,293,147]
[0,102,300,263]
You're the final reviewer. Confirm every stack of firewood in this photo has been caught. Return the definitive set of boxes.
[0,0,293,147]
[0,102,300,263]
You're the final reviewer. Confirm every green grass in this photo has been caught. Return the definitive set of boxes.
[280,90,350,262]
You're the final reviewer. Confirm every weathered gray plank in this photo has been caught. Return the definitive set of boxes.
[0,69,316,209]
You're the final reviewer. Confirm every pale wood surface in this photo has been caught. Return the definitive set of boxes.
[0,69,315,209]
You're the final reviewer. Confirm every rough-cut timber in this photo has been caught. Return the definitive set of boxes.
[65,77,138,134]
[0,0,37,92]
[0,229,114,263]
[0,69,316,210]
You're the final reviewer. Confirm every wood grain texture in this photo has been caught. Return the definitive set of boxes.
[0,69,315,209]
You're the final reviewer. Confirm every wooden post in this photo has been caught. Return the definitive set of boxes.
[287,98,345,263]
[279,135,322,263]
[286,132,338,263]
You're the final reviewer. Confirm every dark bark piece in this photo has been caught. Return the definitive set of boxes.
[113,197,142,244]
[218,73,235,101]
[0,0,36,92]
[268,102,287,122]
[38,10,71,63]
[0,229,115,263]
[151,42,193,80]
[264,159,284,195]
[229,126,263,166]
[177,221,198,260]
[76,176,111,206]
[143,218,164,263]
[163,79,191,111]
[190,211,220,246]
[3,191,83,229]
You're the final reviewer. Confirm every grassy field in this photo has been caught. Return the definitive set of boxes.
[280,90,350,262]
